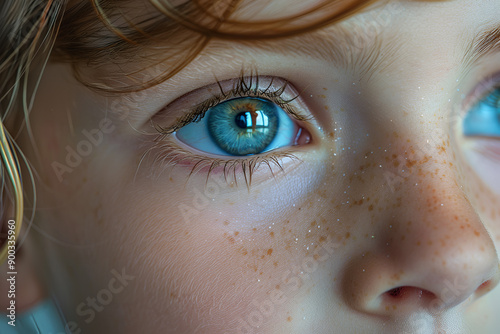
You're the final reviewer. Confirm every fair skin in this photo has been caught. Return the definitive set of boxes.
[4,0,500,333]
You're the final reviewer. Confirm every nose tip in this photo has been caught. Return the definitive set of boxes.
[343,253,500,317]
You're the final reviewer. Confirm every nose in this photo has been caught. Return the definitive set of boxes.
[342,157,500,317]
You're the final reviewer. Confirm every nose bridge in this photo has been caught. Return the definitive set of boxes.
[388,165,499,288]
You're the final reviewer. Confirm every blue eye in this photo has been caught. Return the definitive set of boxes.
[463,88,500,137]
[175,97,298,156]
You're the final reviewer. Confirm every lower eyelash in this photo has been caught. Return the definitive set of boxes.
[137,135,302,188]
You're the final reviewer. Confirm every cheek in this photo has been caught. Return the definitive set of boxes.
[60,143,352,330]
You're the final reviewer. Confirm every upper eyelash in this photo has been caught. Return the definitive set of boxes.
[151,73,311,137]
[462,73,500,112]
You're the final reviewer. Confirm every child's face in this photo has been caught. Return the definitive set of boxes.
[26,0,500,333]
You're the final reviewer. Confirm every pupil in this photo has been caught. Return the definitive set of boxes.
[235,112,250,129]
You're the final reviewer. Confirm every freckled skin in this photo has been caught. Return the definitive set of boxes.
[16,0,500,333]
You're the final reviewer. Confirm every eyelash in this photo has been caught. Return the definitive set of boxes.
[462,72,500,113]
[143,73,310,186]
[152,72,311,135]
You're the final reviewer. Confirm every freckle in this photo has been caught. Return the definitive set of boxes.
[313,254,320,260]
[241,249,248,255]
[319,236,326,242]
[270,231,274,237]
[267,248,273,256]
[253,228,257,232]
[427,241,433,245]
[474,230,480,237]
[259,271,263,275]
[401,235,406,241]
[234,231,239,236]
[228,237,235,244]
[287,316,292,322]
[273,262,279,267]
[261,255,265,259]
[169,177,173,182]
[368,205,374,211]
[224,221,230,226]
[345,232,351,239]
[417,241,421,246]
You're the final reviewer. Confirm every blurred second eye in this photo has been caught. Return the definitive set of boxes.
[175,97,303,156]
[463,87,500,137]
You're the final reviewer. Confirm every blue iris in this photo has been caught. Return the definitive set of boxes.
[463,88,500,137]
[175,97,296,156]
[207,98,279,155]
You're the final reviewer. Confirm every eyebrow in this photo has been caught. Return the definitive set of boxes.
[462,25,500,70]
[226,21,500,82]
[223,20,400,81]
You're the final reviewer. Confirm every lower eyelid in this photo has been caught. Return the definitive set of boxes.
[140,132,307,183]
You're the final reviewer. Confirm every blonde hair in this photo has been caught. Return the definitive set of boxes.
[0,0,374,263]
[0,0,64,263]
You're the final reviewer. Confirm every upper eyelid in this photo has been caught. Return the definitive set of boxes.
[461,72,500,112]
[151,75,312,135]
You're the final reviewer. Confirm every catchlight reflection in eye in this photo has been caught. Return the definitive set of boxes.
[176,97,300,156]
[463,88,500,137]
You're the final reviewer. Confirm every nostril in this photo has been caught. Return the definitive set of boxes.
[382,286,436,308]
[476,280,495,297]
[387,287,408,298]
[478,280,490,290]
